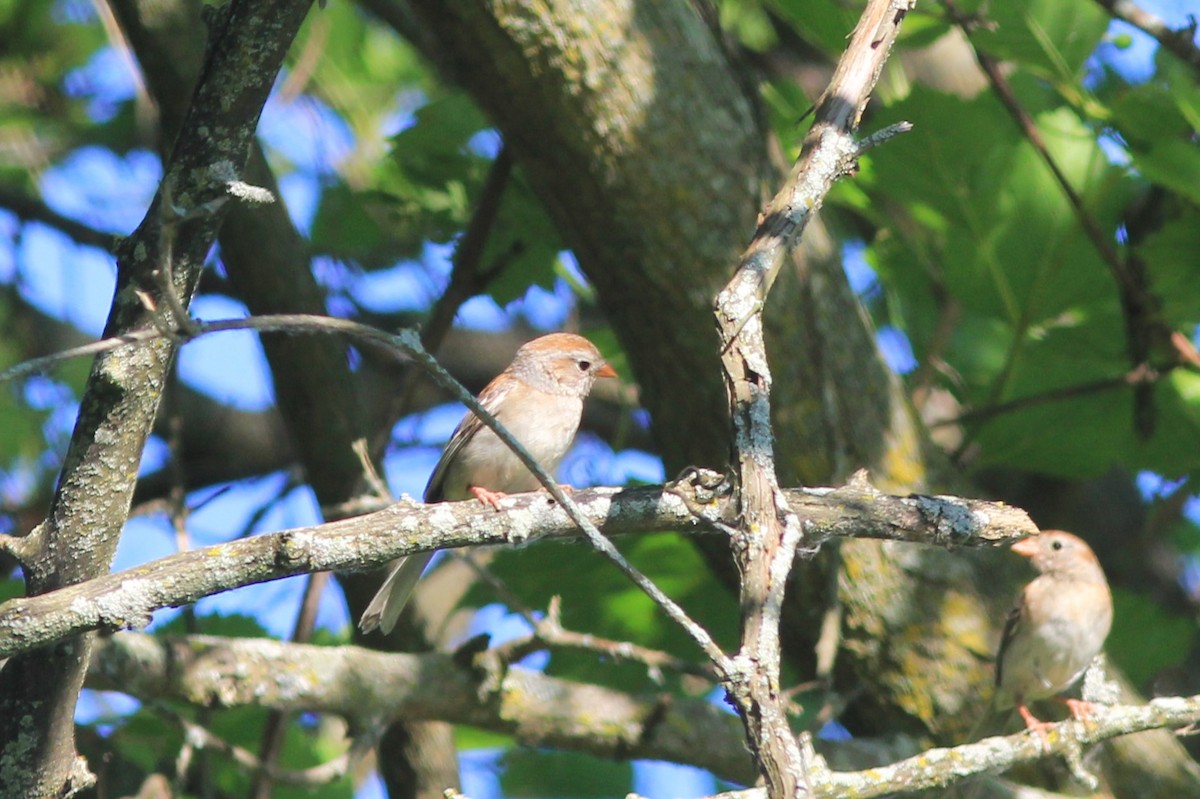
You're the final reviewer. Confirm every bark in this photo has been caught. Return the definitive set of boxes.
[376,0,1200,795]
[110,0,367,505]
[0,1,311,795]
[0,478,1035,658]
[86,632,1200,798]
[106,2,452,794]
[398,0,764,472]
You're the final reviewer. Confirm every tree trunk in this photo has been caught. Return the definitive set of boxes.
[387,1,1200,794]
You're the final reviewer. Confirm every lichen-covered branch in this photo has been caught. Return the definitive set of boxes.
[0,2,313,796]
[712,0,914,794]
[88,632,1200,798]
[88,632,758,785]
[0,474,1034,660]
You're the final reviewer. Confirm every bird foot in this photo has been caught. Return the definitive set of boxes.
[469,484,573,510]
[1018,705,1055,750]
[1064,698,1096,722]
[469,485,509,510]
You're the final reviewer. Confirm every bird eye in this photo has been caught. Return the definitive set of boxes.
[577,360,591,371]
[1051,540,1063,550]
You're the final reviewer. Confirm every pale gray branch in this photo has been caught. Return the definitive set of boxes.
[711,0,915,793]
[88,632,1200,798]
[0,308,729,668]
[88,632,757,785]
[0,474,1035,659]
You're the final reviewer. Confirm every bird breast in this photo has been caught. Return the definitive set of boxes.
[442,393,584,496]
[999,576,1112,701]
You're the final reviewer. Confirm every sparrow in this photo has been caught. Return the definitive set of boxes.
[358,332,617,634]
[979,530,1113,741]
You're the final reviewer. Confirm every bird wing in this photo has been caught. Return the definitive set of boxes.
[994,598,1025,689]
[423,372,514,502]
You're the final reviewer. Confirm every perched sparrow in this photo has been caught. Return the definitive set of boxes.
[359,332,617,634]
[979,530,1113,740]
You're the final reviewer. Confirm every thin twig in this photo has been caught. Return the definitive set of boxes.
[0,186,122,252]
[421,146,515,349]
[374,145,517,456]
[451,551,541,628]
[938,362,1165,430]
[484,595,719,681]
[258,437,390,799]
[712,0,914,794]
[352,438,392,502]
[0,311,731,669]
[154,704,364,787]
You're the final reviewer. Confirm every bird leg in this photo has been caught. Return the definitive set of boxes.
[1017,704,1055,750]
[469,485,509,510]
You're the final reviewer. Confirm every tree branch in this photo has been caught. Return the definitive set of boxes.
[89,631,758,785]
[0,304,732,668]
[0,186,122,252]
[0,1,314,794]
[712,0,913,793]
[87,632,1200,798]
[0,473,1034,659]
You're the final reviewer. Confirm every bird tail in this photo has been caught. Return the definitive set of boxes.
[966,693,1015,743]
[942,695,1016,799]
[358,552,434,634]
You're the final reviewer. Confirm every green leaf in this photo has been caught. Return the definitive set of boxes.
[0,386,50,466]
[313,93,493,268]
[859,87,1016,227]
[154,612,272,638]
[0,577,24,603]
[462,534,737,691]
[966,306,1131,475]
[720,0,776,52]
[1142,214,1200,327]
[390,93,489,188]
[481,171,563,305]
[310,185,396,265]
[767,0,863,56]
[1107,588,1194,686]
[1110,82,1192,145]
[1130,140,1200,204]
[974,0,1109,80]
[897,13,954,50]
[500,748,633,798]
[456,725,514,752]
[107,707,183,775]
[1159,53,1200,132]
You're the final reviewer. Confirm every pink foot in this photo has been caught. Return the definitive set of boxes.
[469,485,509,510]
[1064,698,1096,722]
[1018,704,1055,750]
